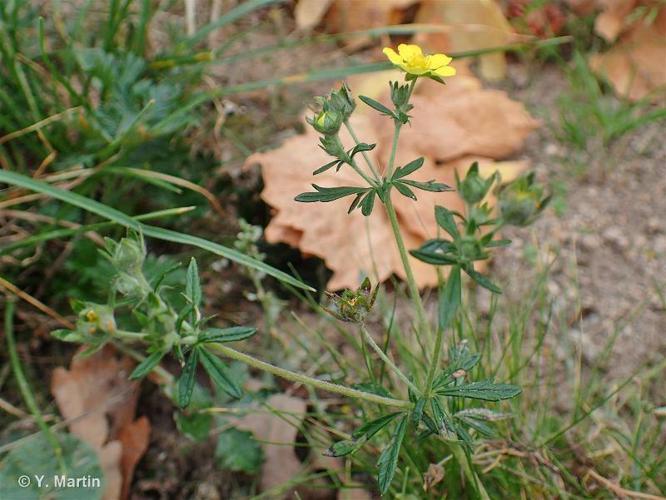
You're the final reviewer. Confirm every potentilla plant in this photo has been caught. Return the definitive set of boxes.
[51,44,548,497]
[295,43,548,496]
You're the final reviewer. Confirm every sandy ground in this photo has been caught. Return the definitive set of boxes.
[493,63,665,381]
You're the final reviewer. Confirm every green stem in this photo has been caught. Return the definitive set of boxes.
[385,124,402,179]
[360,324,420,395]
[208,343,413,409]
[424,325,445,397]
[384,193,431,340]
[424,265,460,396]
[4,299,65,472]
[451,444,491,500]
[343,120,380,180]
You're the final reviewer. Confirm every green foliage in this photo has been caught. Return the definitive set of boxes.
[0,433,103,500]
[215,428,264,474]
[557,52,666,151]
[296,77,545,495]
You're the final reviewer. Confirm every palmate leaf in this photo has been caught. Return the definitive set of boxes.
[324,439,363,458]
[393,157,424,179]
[352,412,402,440]
[360,189,376,216]
[463,265,502,294]
[437,380,521,401]
[350,142,376,157]
[359,95,394,118]
[326,412,403,458]
[410,245,459,266]
[295,184,368,203]
[401,179,451,192]
[177,348,200,408]
[199,348,242,398]
[199,326,256,344]
[434,205,460,239]
[377,415,408,495]
[393,181,417,201]
[432,344,482,390]
[130,350,167,380]
[313,159,342,175]
[439,265,461,331]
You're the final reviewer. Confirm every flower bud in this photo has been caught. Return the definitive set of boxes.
[107,236,145,273]
[499,173,550,227]
[329,84,356,120]
[309,109,343,135]
[457,162,495,204]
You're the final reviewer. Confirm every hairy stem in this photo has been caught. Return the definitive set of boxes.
[208,343,413,409]
[360,324,420,395]
[384,193,431,341]
[343,120,380,180]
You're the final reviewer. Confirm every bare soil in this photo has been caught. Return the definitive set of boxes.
[493,63,666,382]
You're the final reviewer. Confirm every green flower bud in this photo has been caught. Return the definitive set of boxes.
[309,109,343,135]
[499,173,550,227]
[108,236,145,273]
[390,81,414,124]
[329,84,356,120]
[457,162,495,204]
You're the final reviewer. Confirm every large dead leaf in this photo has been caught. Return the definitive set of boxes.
[295,0,417,32]
[51,346,151,500]
[590,6,666,100]
[246,72,537,290]
[414,0,519,80]
[235,394,306,493]
[293,0,520,79]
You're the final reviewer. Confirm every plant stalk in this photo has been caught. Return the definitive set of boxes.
[343,120,380,180]
[4,299,65,471]
[208,343,413,409]
[360,324,420,395]
[383,194,431,340]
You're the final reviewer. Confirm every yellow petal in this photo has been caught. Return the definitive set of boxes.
[383,47,404,66]
[433,65,456,77]
[429,53,453,68]
[398,43,423,60]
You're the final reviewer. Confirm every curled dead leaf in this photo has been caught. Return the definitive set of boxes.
[51,346,150,500]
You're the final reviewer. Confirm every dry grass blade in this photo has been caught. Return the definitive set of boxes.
[0,276,74,329]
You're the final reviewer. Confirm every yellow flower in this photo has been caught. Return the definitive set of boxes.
[383,44,456,79]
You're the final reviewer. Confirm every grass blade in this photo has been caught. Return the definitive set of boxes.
[0,170,313,291]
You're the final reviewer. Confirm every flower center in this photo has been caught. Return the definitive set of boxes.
[405,53,429,70]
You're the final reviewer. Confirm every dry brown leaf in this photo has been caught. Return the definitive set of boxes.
[118,417,151,500]
[323,0,418,33]
[566,0,598,16]
[295,0,335,30]
[423,462,445,492]
[100,441,123,500]
[51,346,150,500]
[414,0,519,80]
[595,0,641,42]
[590,7,666,100]
[247,71,537,290]
[234,394,307,494]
